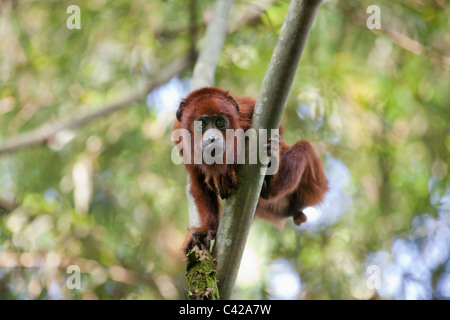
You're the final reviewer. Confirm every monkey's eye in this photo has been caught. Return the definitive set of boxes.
[194,120,206,131]
[215,118,226,129]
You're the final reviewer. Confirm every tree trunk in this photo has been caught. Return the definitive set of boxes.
[212,0,324,300]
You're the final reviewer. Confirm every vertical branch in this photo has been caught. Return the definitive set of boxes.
[212,0,323,300]
[185,0,235,300]
[191,0,235,90]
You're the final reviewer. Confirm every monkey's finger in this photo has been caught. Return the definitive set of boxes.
[267,138,280,151]
[271,133,281,140]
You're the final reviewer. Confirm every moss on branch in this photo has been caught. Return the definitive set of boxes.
[185,247,219,300]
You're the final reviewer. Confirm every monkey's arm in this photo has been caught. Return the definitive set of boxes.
[183,168,220,253]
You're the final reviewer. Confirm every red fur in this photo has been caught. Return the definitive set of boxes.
[173,87,329,252]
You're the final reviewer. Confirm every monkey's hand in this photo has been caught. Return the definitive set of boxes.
[183,227,216,254]
[214,170,238,199]
[219,176,237,199]
[264,133,281,173]
[264,133,281,158]
[261,134,280,199]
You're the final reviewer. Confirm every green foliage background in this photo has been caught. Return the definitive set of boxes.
[0,0,449,299]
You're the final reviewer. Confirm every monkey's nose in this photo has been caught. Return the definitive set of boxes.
[208,136,217,143]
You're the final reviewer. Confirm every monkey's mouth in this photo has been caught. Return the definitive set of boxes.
[202,142,225,159]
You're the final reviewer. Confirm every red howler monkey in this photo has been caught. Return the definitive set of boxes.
[173,87,328,252]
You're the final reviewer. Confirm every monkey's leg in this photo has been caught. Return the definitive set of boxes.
[269,140,328,206]
[264,141,313,200]
[269,141,327,200]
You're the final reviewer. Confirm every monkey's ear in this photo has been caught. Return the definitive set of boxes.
[227,94,240,114]
[176,99,186,122]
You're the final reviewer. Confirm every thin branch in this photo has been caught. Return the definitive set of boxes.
[385,29,450,70]
[228,0,276,33]
[344,7,450,71]
[0,55,194,156]
[212,0,324,300]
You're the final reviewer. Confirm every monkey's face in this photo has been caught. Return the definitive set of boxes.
[175,87,241,169]
[195,115,228,159]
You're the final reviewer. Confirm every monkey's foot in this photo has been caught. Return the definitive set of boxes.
[293,211,307,226]
[183,228,216,254]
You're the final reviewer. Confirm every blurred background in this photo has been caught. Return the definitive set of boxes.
[0,0,449,300]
